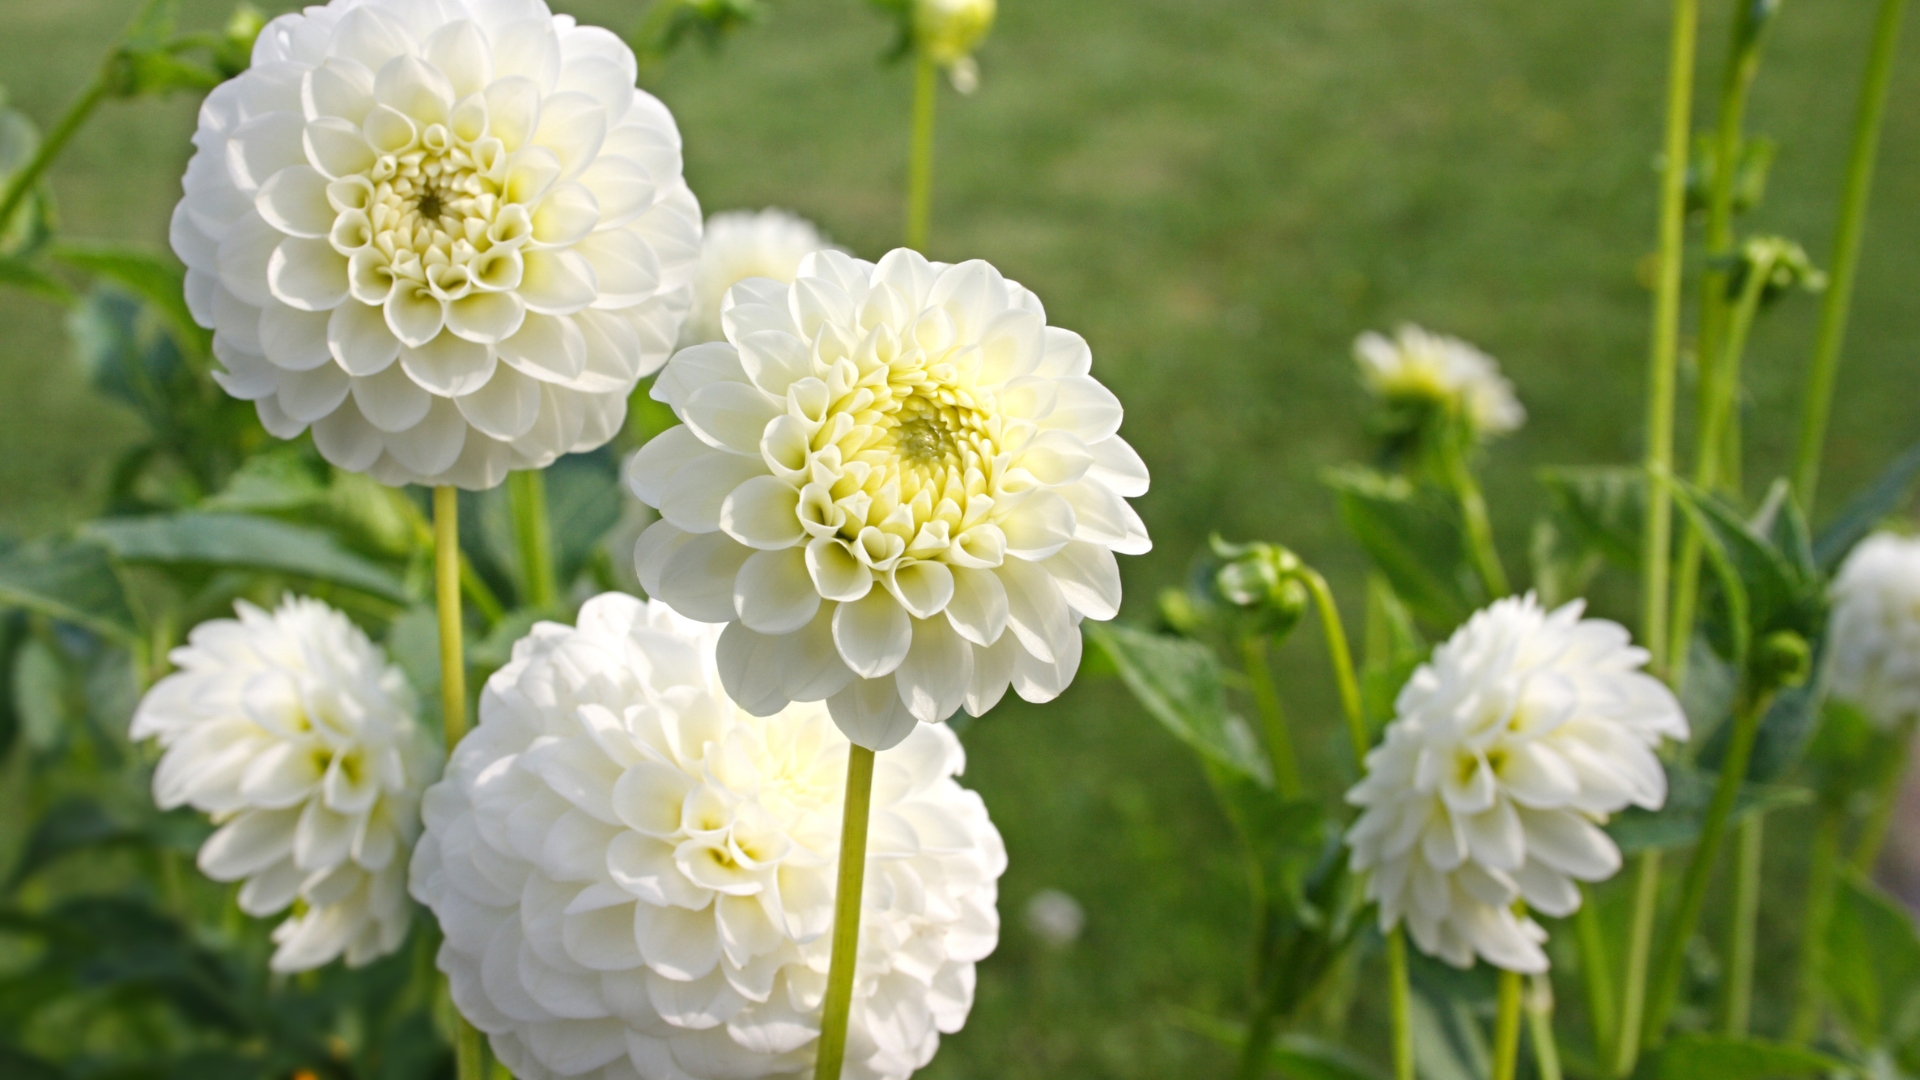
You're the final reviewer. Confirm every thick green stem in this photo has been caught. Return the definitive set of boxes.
[1240,634,1302,799]
[1492,967,1525,1080]
[1612,850,1663,1077]
[1721,812,1764,1036]
[1791,0,1911,507]
[1300,569,1370,768]
[904,54,938,251]
[508,470,558,611]
[1528,975,1565,1080]
[1643,689,1774,1052]
[1639,0,1701,682]
[1443,440,1509,599]
[1387,928,1414,1080]
[814,745,877,1080]
[1576,889,1618,1057]
[1788,804,1844,1044]
[434,487,482,1080]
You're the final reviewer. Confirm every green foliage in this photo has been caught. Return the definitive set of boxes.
[82,513,409,605]
[1086,623,1270,786]
[0,541,138,642]
[1169,1007,1387,1080]
[1653,1034,1849,1079]
[1607,758,1809,854]
[1323,466,1481,633]
[1813,435,1920,571]
[1827,874,1920,1059]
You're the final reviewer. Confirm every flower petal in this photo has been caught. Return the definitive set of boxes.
[832,588,911,679]
[733,547,820,635]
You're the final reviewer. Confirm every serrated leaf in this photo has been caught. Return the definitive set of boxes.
[1815,437,1920,572]
[1655,1034,1849,1079]
[1828,873,1920,1051]
[0,540,138,640]
[83,513,407,602]
[1087,623,1271,785]
[1324,466,1480,632]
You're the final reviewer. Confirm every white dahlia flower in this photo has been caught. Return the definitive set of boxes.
[1829,532,1920,729]
[1344,595,1686,973]
[1355,325,1525,439]
[683,209,835,348]
[626,249,1150,751]
[171,0,702,489]
[130,596,440,973]
[409,594,1005,1080]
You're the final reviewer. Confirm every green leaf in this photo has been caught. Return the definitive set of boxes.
[1323,466,1481,632]
[83,512,408,603]
[1086,623,1271,785]
[1815,436,1920,571]
[1360,574,1425,735]
[1165,1008,1386,1080]
[545,453,624,587]
[6,798,146,890]
[0,257,72,303]
[0,611,24,758]
[1654,1034,1850,1079]
[50,244,209,356]
[0,540,139,640]
[1607,759,1809,854]
[0,90,50,258]
[67,286,198,429]
[203,449,421,560]
[1538,465,1645,571]
[1675,481,1825,663]
[1827,873,1920,1051]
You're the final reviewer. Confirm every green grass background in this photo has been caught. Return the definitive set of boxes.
[3,0,1919,1075]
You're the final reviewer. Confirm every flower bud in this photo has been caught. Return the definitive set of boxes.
[1753,629,1812,692]
[1210,536,1310,637]
[914,0,996,67]
[215,4,266,78]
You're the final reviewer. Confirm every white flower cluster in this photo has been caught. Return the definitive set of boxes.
[131,597,440,973]
[1829,532,1920,730]
[171,0,701,489]
[628,248,1150,751]
[683,209,835,347]
[1345,595,1685,973]
[1354,325,1525,439]
[410,594,1006,1080]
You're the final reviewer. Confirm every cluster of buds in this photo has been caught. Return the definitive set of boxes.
[1161,536,1310,640]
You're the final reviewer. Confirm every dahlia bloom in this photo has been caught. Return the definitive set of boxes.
[683,209,834,347]
[1829,532,1920,729]
[171,0,701,489]
[626,249,1150,751]
[131,597,440,973]
[410,594,1005,1080]
[1345,595,1686,973]
[1354,325,1525,439]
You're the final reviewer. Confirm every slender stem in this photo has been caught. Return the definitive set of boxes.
[434,486,482,1080]
[1788,803,1844,1044]
[1850,736,1913,871]
[1576,889,1618,1057]
[1387,928,1415,1080]
[1721,812,1764,1036]
[1492,967,1525,1080]
[456,1024,485,1080]
[1611,850,1663,1077]
[904,54,938,251]
[1443,439,1509,599]
[1791,0,1911,508]
[1235,976,1285,1080]
[814,745,877,1080]
[508,470,558,611]
[1639,0,1701,682]
[1642,688,1775,1052]
[1299,569,1370,767]
[1527,975,1565,1080]
[1239,635,1302,799]
[0,75,108,240]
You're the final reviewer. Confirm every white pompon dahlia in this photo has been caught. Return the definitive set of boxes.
[171,0,702,489]
[683,209,835,348]
[1829,532,1920,729]
[626,249,1151,751]
[1355,325,1525,438]
[409,594,1005,1080]
[131,597,440,973]
[1344,595,1686,973]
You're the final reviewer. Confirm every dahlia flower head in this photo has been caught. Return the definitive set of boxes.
[409,594,1005,1080]
[682,209,835,348]
[1354,325,1525,439]
[1828,532,1920,730]
[627,249,1151,751]
[171,0,702,489]
[1345,595,1686,973]
[131,597,440,973]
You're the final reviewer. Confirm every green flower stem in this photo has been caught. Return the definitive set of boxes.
[1442,439,1509,599]
[1576,888,1618,1057]
[434,486,483,1080]
[1721,812,1764,1036]
[1639,0,1702,682]
[1299,568,1370,767]
[1387,927,1415,1080]
[905,54,938,251]
[508,470,558,611]
[1791,0,1911,508]
[1527,975,1565,1080]
[813,744,877,1080]
[1642,688,1775,1053]
[1611,850,1663,1077]
[1492,966,1525,1080]
[1788,803,1844,1044]
[0,75,107,240]
[1239,634,1303,799]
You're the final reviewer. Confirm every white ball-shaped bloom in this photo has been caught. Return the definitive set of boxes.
[1354,325,1525,439]
[1829,532,1920,729]
[1344,595,1686,973]
[627,249,1151,751]
[683,209,834,348]
[410,594,1004,1080]
[171,0,702,489]
[131,597,440,973]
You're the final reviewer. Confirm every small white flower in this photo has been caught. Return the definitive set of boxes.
[1355,325,1525,439]
[171,0,702,489]
[131,597,440,973]
[409,594,1006,1080]
[683,209,835,348]
[1344,595,1685,973]
[627,249,1150,751]
[1829,532,1920,729]
[1023,889,1085,947]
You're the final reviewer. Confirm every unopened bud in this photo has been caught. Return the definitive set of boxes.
[1210,537,1309,637]
[1753,629,1811,691]
[914,0,996,67]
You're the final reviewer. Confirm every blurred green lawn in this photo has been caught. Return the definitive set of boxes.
[3,0,1919,1075]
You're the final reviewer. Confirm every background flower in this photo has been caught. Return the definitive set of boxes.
[131,596,440,973]
[626,248,1149,751]
[410,593,1005,1080]
[1355,325,1525,440]
[171,0,701,489]
[683,208,834,347]
[1829,532,1920,729]
[1344,595,1686,972]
